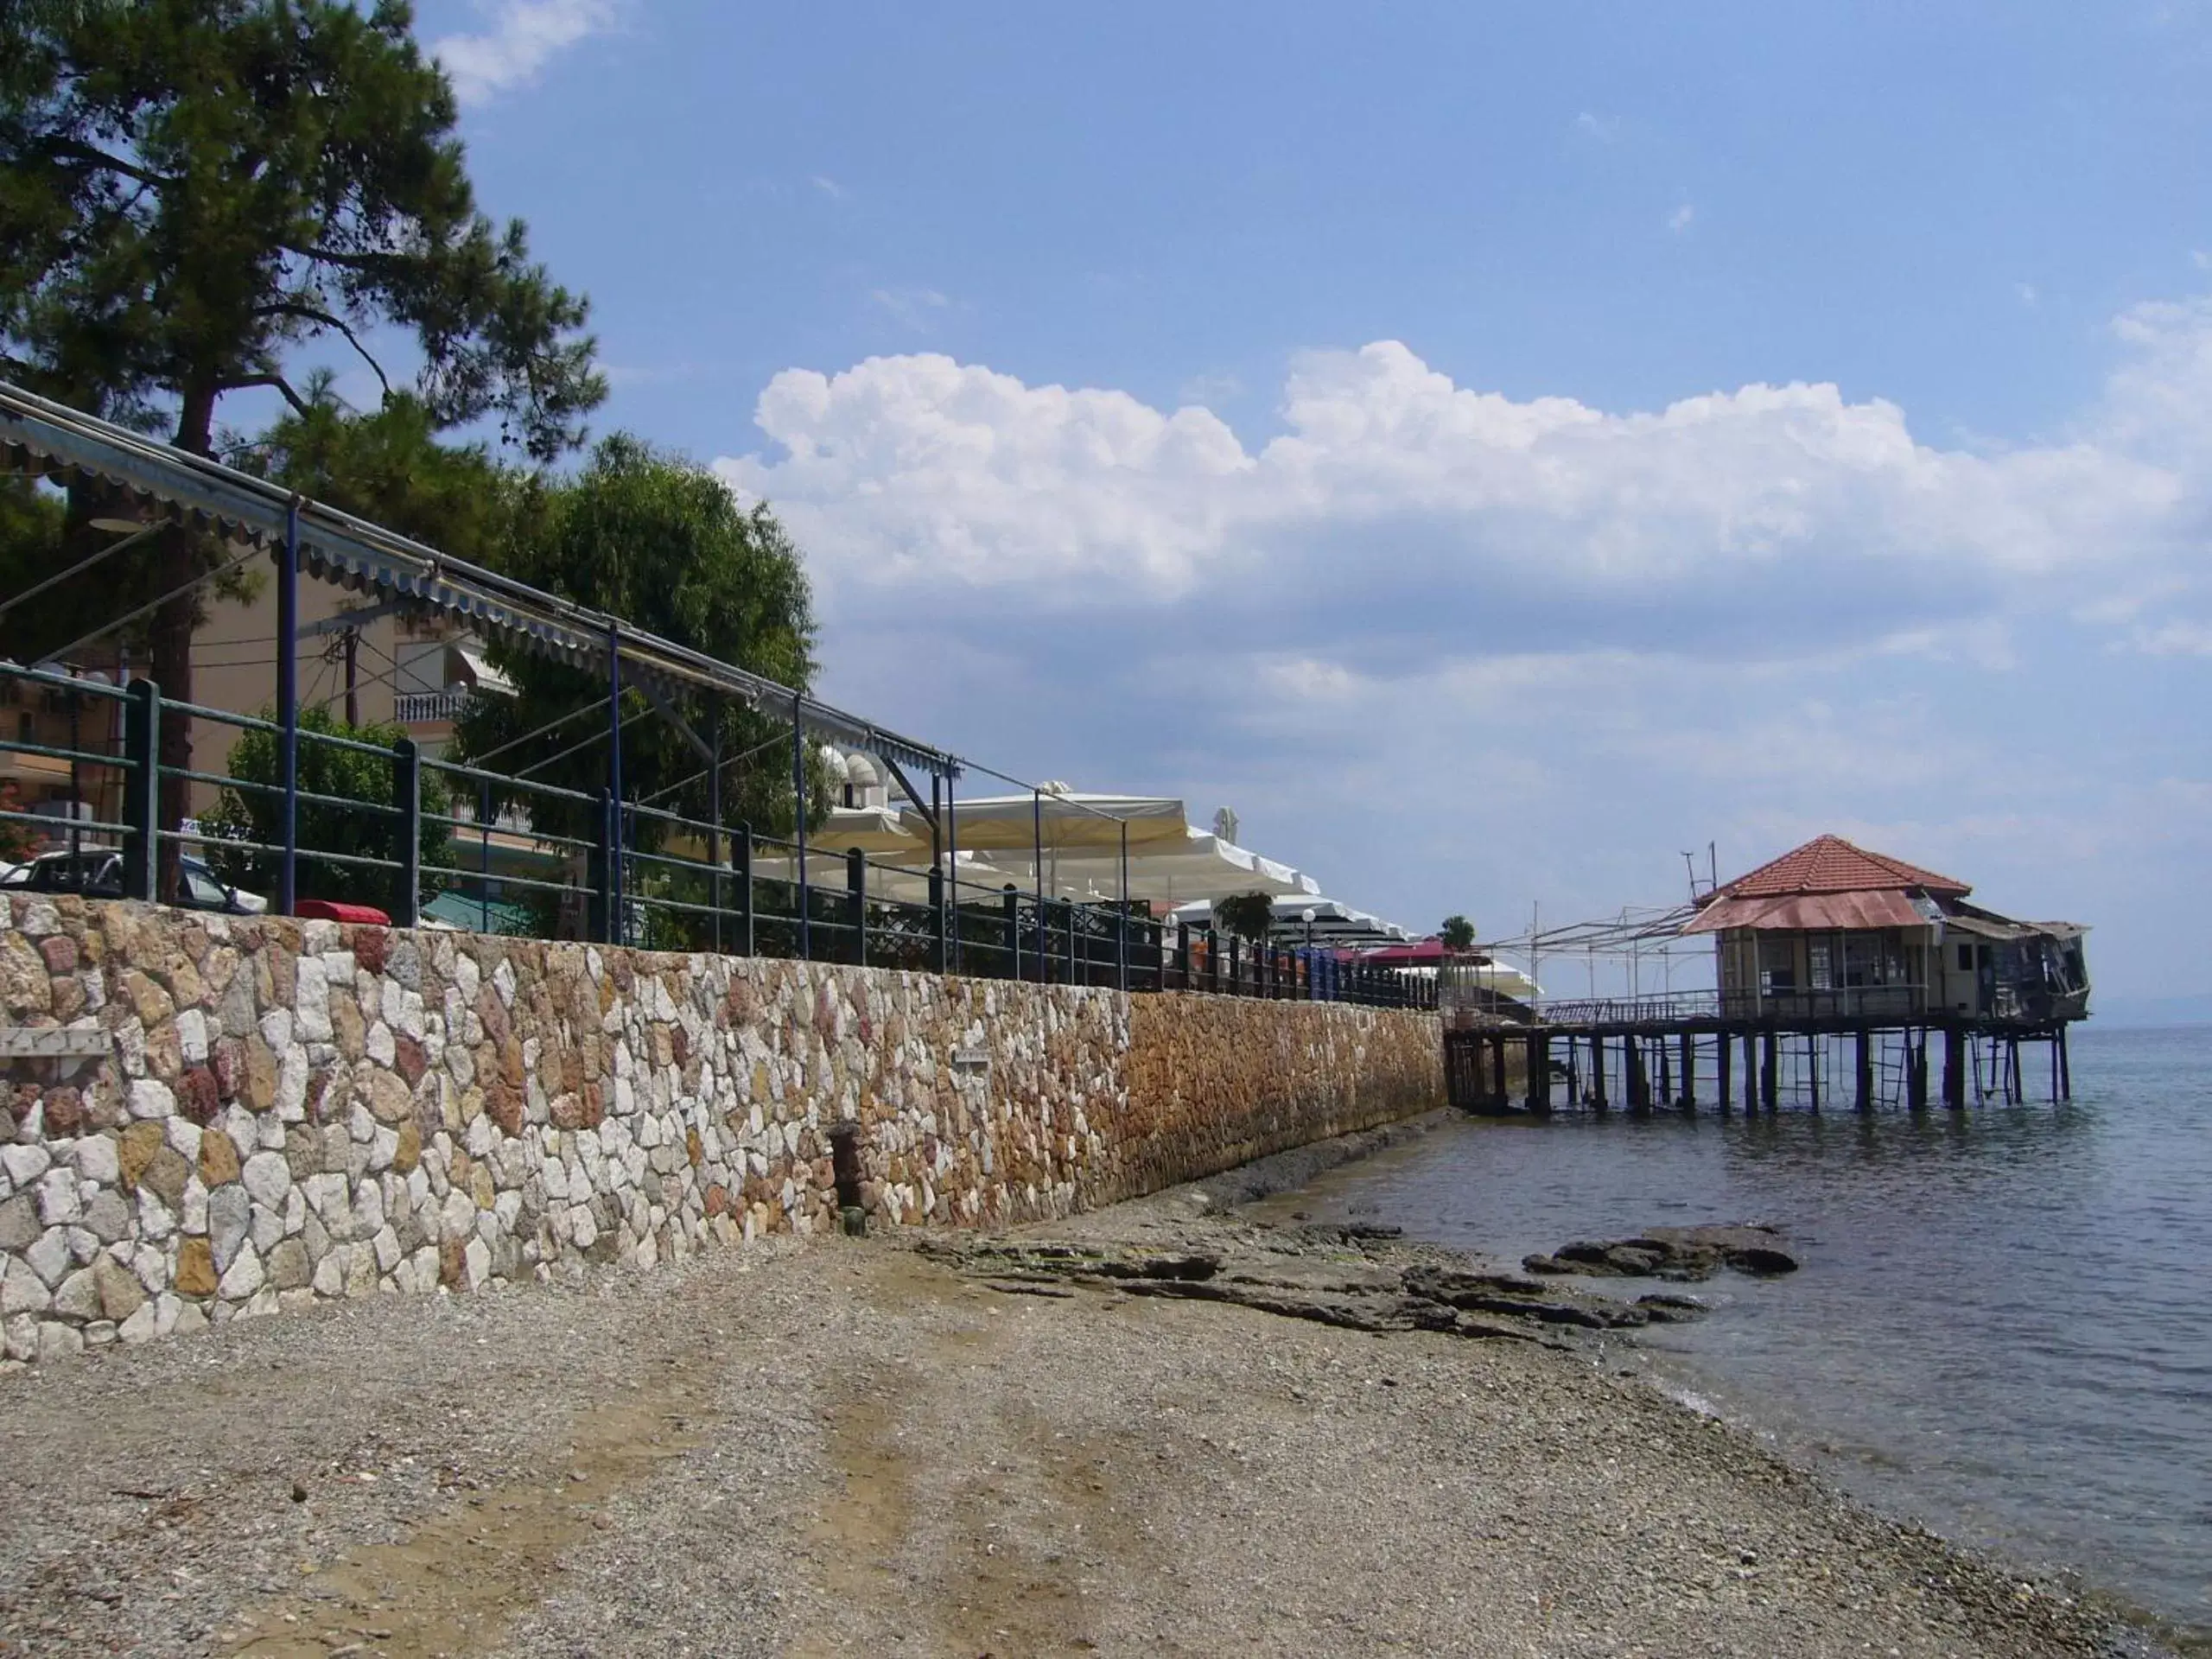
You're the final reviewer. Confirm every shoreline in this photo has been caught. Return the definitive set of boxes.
[0,1118,2174,1656]
[1216,1115,2201,1659]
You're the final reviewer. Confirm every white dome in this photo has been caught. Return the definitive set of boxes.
[817,744,849,785]
[844,752,881,791]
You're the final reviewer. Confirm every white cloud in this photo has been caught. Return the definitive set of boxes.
[434,0,615,107]
[719,318,2195,647]
[1667,202,1696,234]
[811,175,847,200]
[868,288,955,333]
[1573,111,1619,142]
[715,298,2212,983]
[2017,281,2040,306]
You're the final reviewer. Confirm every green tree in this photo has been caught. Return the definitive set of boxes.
[453,435,823,855]
[1213,891,1277,944]
[1440,914,1476,951]
[0,0,602,864]
[200,702,452,908]
[230,372,535,565]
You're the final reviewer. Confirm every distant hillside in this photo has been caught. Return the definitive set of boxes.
[2082,993,2212,1029]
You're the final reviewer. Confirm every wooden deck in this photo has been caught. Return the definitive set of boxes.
[1445,991,2081,1116]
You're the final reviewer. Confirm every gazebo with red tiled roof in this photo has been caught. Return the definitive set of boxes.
[1678,834,2087,1032]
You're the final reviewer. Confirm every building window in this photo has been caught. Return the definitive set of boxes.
[1957,943,1973,971]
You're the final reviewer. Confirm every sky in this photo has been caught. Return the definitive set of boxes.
[404,0,2212,999]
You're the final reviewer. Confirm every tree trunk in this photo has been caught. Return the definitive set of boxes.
[152,385,219,900]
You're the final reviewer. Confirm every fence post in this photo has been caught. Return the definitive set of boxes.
[119,678,160,902]
[1065,899,1077,986]
[930,865,947,974]
[733,821,753,956]
[1002,885,1020,982]
[1228,934,1242,997]
[588,788,614,944]
[390,737,420,928]
[847,848,866,967]
[1176,922,1191,989]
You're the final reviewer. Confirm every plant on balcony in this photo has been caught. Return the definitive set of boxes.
[200,706,454,908]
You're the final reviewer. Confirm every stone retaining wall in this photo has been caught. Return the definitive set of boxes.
[0,897,1439,1364]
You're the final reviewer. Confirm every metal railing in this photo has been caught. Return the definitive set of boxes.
[0,664,1434,1010]
[1529,985,1931,1027]
[394,688,471,723]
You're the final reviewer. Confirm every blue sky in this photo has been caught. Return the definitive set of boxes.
[409,0,2211,998]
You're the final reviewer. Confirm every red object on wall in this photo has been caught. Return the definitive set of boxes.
[294,899,391,926]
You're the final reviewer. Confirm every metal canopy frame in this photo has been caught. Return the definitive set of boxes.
[0,378,957,777]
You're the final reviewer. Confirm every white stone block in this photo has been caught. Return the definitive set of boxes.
[365,1020,396,1067]
[1,1143,52,1186]
[175,1008,209,1065]
[34,1168,81,1227]
[293,957,333,1042]
[126,1077,173,1122]
[162,1116,200,1162]
[241,1151,291,1209]
[277,1046,308,1120]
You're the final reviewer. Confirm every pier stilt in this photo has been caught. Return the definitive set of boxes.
[2057,1026,2071,1102]
[1942,1027,1965,1109]
[1807,1034,1821,1115]
[1745,1031,1759,1113]
[1657,1039,1672,1109]
[1854,1029,1873,1114]
[1627,1039,1649,1113]
[1526,1033,1549,1115]
[1909,1032,1929,1112]
[1717,1031,1732,1116]
[1590,1036,1607,1110]
[1761,1031,1778,1113]
[1679,1032,1696,1111]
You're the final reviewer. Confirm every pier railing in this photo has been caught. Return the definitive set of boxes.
[1530,985,1931,1028]
[0,663,1435,1010]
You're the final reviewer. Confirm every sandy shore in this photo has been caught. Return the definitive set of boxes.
[0,1129,2155,1657]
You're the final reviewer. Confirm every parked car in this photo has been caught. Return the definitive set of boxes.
[0,850,268,915]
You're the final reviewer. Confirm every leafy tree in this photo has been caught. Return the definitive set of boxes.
[1440,914,1476,951]
[1213,891,1277,944]
[453,435,823,854]
[227,373,534,567]
[200,702,451,907]
[0,0,602,871]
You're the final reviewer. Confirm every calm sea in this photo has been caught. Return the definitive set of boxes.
[1280,1022,2212,1643]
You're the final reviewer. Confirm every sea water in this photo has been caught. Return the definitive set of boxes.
[1285,1022,2212,1642]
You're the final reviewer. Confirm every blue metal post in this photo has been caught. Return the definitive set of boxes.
[1117,819,1128,993]
[606,622,624,945]
[792,692,809,960]
[734,819,753,957]
[709,696,724,955]
[391,737,420,928]
[276,499,299,915]
[847,847,867,966]
[945,766,960,972]
[1032,788,1045,982]
[119,680,159,902]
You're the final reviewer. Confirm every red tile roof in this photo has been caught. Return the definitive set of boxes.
[1713,834,1971,900]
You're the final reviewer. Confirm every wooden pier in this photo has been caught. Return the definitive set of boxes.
[1445,992,2075,1116]
[1446,835,2092,1118]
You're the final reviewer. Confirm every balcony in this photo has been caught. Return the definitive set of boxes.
[396,689,471,724]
